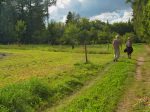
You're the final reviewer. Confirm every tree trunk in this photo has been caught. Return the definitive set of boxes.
[84,43,88,63]
[107,43,109,51]
[72,44,74,49]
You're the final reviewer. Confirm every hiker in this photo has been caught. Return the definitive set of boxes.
[124,37,133,59]
[112,35,121,62]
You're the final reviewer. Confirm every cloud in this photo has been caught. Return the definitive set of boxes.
[48,0,131,22]
[90,8,133,23]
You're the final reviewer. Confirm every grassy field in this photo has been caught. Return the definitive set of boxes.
[0,44,146,112]
[0,45,112,87]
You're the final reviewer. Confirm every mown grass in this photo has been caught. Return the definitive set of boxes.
[0,45,112,87]
[0,44,111,54]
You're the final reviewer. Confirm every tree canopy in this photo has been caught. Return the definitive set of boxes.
[0,1,147,45]
[128,0,150,42]
[0,0,57,44]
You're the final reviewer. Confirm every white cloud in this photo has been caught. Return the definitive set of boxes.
[48,0,131,23]
[90,8,133,24]
[61,15,67,23]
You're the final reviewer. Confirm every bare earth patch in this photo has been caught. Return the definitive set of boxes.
[136,57,144,81]
[0,53,7,58]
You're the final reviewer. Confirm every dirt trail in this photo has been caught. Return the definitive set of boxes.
[43,63,113,112]
[116,57,145,112]
[116,45,149,112]
[136,57,144,81]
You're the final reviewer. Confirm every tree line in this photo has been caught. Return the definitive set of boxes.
[0,0,140,45]
[127,0,150,43]
[0,0,56,44]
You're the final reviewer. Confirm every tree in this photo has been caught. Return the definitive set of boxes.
[143,1,150,42]
[129,0,150,42]
[111,22,134,36]
[0,0,57,44]
[66,11,73,24]
[46,21,65,45]
[44,0,57,24]
[78,18,91,63]
[66,11,80,25]
[89,27,98,44]
[63,23,79,49]
[15,20,26,45]
[0,0,16,44]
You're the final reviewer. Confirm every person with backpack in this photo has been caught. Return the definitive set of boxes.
[124,37,133,59]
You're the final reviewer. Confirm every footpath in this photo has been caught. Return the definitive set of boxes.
[116,45,150,112]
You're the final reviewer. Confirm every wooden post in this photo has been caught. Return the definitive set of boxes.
[84,43,88,63]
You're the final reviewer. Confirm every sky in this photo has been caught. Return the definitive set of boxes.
[48,0,133,24]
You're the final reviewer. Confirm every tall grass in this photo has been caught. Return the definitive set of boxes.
[59,59,136,112]
[0,62,105,112]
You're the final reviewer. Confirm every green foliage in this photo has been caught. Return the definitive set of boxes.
[66,11,73,24]
[131,0,150,42]
[0,105,9,112]
[63,23,79,48]
[111,21,134,36]
[0,0,56,44]
[15,20,26,44]
[66,11,80,25]
[122,32,143,43]
[1,0,146,45]
[78,18,91,44]
[0,1,140,45]
[45,21,65,45]
[0,79,52,112]
[143,1,150,42]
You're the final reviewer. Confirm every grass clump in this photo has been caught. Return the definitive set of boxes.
[0,79,53,112]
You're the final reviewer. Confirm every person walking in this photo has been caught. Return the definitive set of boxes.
[113,35,121,62]
[124,37,133,59]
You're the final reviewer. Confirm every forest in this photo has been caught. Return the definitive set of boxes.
[0,0,143,45]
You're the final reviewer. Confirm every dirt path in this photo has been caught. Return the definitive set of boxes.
[116,45,150,112]
[136,57,144,81]
[44,63,113,112]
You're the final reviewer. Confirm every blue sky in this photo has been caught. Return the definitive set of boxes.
[49,0,132,23]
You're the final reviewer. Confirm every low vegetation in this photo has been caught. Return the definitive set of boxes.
[59,59,136,112]
[0,45,112,112]
[0,44,145,112]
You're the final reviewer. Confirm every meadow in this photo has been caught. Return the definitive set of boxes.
[0,44,112,87]
[0,44,144,112]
